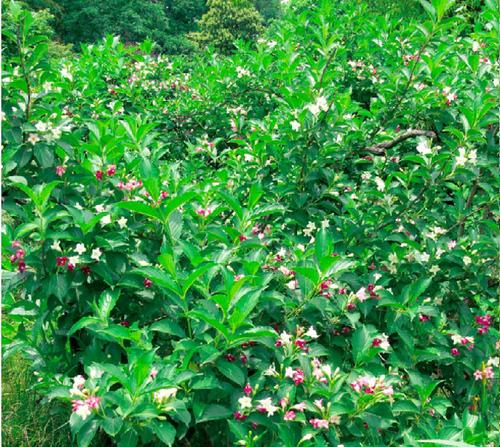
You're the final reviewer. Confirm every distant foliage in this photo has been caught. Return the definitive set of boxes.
[189,0,265,53]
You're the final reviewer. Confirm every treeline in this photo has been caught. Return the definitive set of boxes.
[11,0,282,54]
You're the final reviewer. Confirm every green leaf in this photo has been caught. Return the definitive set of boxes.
[190,311,229,340]
[351,325,373,366]
[418,441,476,447]
[115,201,161,221]
[163,191,198,222]
[219,191,244,221]
[67,317,102,336]
[135,267,182,297]
[150,319,186,338]
[404,278,432,306]
[216,359,245,386]
[151,421,176,446]
[228,289,261,331]
[77,418,98,447]
[182,263,215,298]
[48,274,69,301]
[197,404,232,422]
[101,417,123,436]
[97,289,120,320]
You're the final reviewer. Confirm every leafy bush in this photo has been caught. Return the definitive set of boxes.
[2,0,499,446]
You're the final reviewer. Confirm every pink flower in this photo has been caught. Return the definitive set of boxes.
[294,339,307,350]
[382,385,394,396]
[292,402,306,412]
[484,367,494,379]
[86,396,101,409]
[144,278,152,288]
[106,165,116,176]
[448,240,456,250]
[320,279,332,290]
[150,368,158,379]
[233,411,247,421]
[473,370,483,381]
[243,383,252,395]
[451,348,460,356]
[356,287,367,302]
[56,256,69,267]
[56,165,66,176]
[284,410,296,421]
[309,418,329,429]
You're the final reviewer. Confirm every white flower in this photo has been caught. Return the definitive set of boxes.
[91,248,102,261]
[153,388,177,403]
[379,333,391,351]
[290,120,300,131]
[238,396,252,409]
[374,176,385,192]
[243,153,254,162]
[388,253,398,264]
[236,66,250,78]
[28,133,40,144]
[88,366,104,379]
[75,203,84,210]
[117,216,128,229]
[463,255,472,265]
[263,363,278,377]
[279,331,292,345]
[68,256,80,265]
[321,219,330,229]
[75,403,91,420]
[257,398,279,416]
[361,172,372,181]
[60,66,73,81]
[416,139,432,155]
[75,243,86,255]
[51,240,62,251]
[95,204,105,213]
[305,326,319,339]
[429,265,440,274]
[100,215,112,226]
[286,280,298,290]
[451,334,463,345]
[35,121,48,132]
[277,247,286,257]
[472,41,480,52]
[297,244,305,252]
[356,287,368,302]
[303,221,316,237]
[316,96,329,112]
[73,375,86,388]
[487,357,499,367]
[417,252,430,263]
[455,147,468,166]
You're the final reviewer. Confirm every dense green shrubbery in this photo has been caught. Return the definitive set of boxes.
[2,0,499,446]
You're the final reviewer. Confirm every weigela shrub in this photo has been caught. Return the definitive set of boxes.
[2,0,499,446]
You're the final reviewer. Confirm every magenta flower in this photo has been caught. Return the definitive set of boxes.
[56,165,66,176]
[284,410,296,421]
[243,383,252,395]
[86,396,101,409]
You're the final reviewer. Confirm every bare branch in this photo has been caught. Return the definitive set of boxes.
[365,129,437,155]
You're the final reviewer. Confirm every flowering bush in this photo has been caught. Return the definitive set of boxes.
[2,0,499,446]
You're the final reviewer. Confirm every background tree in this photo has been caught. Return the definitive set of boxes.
[189,0,264,53]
